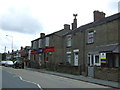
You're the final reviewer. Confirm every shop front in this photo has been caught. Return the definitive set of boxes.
[43,46,55,68]
[37,48,44,66]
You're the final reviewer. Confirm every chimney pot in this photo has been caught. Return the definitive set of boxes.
[64,24,70,30]
[94,10,105,22]
[40,33,45,38]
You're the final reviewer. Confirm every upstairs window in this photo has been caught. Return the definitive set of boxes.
[38,39,42,48]
[88,31,94,44]
[45,37,49,46]
[67,35,72,47]
[33,41,37,49]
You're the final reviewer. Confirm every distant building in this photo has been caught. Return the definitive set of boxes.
[2,53,6,60]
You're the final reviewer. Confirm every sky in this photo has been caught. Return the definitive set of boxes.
[0,0,119,53]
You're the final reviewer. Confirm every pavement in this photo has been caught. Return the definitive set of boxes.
[25,67,120,89]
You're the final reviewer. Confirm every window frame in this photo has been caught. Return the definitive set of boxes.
[67,54,71,64]
[87,31,94,44]
[45,37,50,46]
[38,39,42,48]
[66,35,72,47]
[94,54,101,66]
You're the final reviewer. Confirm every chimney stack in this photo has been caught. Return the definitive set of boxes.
[94,10,105,22]
[72,14,77,30]
[40,33,45,38]
[64,24,70,30]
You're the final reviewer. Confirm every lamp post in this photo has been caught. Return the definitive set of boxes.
[6,35,13,51]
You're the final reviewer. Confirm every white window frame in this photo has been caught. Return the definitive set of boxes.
[67,35,72,47]
[33,41,37,49]
[88,54,94,66]
[45,37,49,46]
[38,39,42,48]
[67,54,71,64]
[88,31,94,44]
[94,54,101,66]
[74,53,79,66]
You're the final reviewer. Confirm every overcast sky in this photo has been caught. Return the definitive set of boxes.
[0,0,119,53]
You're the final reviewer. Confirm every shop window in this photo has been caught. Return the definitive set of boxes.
[87,31,94,44]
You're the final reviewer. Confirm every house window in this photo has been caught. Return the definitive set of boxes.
[67,35,72,47]
[45,37,49,46]
[33,41,37,49]
[114,54,119,67]
[95,56,99,63]
[88,31,94,44]
[38,39,42,48]
[107,54,120,68]
[94,55,100,66]
[67,54,71,64]
[88,54,94,66]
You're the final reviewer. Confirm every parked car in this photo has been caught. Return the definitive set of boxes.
[13,60,24,69]
[5,61,14,67]
[0,61,7,66]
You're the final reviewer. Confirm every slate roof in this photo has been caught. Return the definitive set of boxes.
[88,43,120,54]
[63,12,120,36]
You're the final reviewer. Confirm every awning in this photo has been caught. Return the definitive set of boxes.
[88,43,120,54]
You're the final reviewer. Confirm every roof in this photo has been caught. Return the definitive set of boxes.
[31,29,64,42]
[63,12,120,36]
[88,43,120,54]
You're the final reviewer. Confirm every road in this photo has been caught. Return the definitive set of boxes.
[1,66,41,90]
[1,66,110,89]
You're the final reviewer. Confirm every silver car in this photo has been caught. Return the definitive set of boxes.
[0,61,7,66]
[5,61,14,67]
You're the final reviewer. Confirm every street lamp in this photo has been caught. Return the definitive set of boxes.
[6,35,13,51]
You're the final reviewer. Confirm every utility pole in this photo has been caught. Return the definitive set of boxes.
[6,35,13,52]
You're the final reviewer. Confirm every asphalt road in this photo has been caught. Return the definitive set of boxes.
[1,66,110,89]
[1,66,41,90]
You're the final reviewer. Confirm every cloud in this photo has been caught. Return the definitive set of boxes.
[0,7,43,34]
[107,0,119,11]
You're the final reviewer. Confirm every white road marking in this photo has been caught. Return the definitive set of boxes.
[3,69,43,89]
[18,75,43,89]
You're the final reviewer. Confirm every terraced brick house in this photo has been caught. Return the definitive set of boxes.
[63,11,120,81]
[30,24,70,69]
[30,10,120,82]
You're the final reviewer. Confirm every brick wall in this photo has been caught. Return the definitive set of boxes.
[94,67,120,82]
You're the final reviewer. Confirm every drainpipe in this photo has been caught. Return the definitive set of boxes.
[82,29,85,75]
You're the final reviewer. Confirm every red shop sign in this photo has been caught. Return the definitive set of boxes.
[44,47,55,52]
[31,49,37,54]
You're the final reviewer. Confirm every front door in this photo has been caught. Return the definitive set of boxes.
[74,53,78,66]
[88,54,94,77]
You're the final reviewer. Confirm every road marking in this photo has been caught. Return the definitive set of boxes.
[18,75,43,90]
[2,67,43,89]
